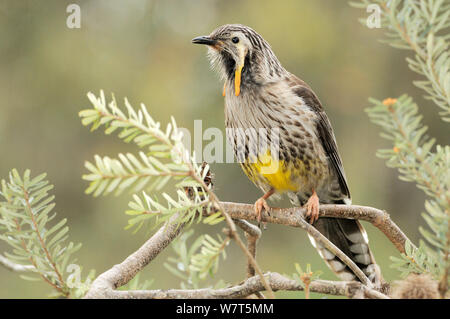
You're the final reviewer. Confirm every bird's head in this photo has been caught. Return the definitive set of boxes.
[192,24,284,96]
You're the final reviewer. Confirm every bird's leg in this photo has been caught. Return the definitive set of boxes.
[254,188,274,227]
[305,190,320,224]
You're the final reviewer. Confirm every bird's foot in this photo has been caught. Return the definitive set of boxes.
[254,197,270,229]
[305,191,320,224]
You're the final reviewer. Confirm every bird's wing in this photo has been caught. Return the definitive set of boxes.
[288,75,351,199]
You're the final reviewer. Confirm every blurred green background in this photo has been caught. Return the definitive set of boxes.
[0,0,448,298]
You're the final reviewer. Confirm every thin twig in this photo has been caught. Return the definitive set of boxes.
[13,219,65,294]
[298,211,372,285]
[22,187,65,287]
[0,255,34,273]
[234,218,261,239]
[234,218,264,299]
[190,171,276,298]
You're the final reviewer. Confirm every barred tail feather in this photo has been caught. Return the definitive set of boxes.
[308,217,382,286]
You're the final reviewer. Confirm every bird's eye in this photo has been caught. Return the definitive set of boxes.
[232,37,239,44]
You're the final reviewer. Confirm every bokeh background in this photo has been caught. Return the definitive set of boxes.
[0,0,448,298]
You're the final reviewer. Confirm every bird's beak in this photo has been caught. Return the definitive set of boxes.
[192,36,216,46]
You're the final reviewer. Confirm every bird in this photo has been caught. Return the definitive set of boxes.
[192,24,382,285]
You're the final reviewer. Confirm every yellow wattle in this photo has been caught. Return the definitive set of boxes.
[234,65,243,96]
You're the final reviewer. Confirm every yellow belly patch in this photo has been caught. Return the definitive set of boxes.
[245,151,299,192]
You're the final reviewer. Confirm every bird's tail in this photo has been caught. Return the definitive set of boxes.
[308,213,382,286]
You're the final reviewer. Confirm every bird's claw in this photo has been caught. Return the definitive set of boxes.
[254,197,270,229]
[305,192,320,224]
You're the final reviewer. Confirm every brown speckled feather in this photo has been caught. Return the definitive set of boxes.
[288,76,351,200]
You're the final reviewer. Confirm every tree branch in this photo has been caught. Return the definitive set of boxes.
[84,201,407,299]
[234,218,264,298]
[219,202,412,254]
[87,272,389,299]
[234,219,261,278]
[83,213,186,298]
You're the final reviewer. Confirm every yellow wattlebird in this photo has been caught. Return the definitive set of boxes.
[193,24,382,285]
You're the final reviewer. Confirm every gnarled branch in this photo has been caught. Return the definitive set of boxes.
[83,213,186,298]
[219,202,412,254]
[83,201,407,299]
[85,272,389,299]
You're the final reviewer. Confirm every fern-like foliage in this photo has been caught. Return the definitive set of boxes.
[163,229,204,289]
[390,240,442,279]
[351,0,450,121]
[163,229,227,289]
[366,95,448,201]
[0,169,92,297]
[83,152,190,197]
[366,94,449,286]
[189,234,231,279]
[352,0,450,297]
[126,190,217,233]
[79,91,232,292]
[79,91,220,232]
